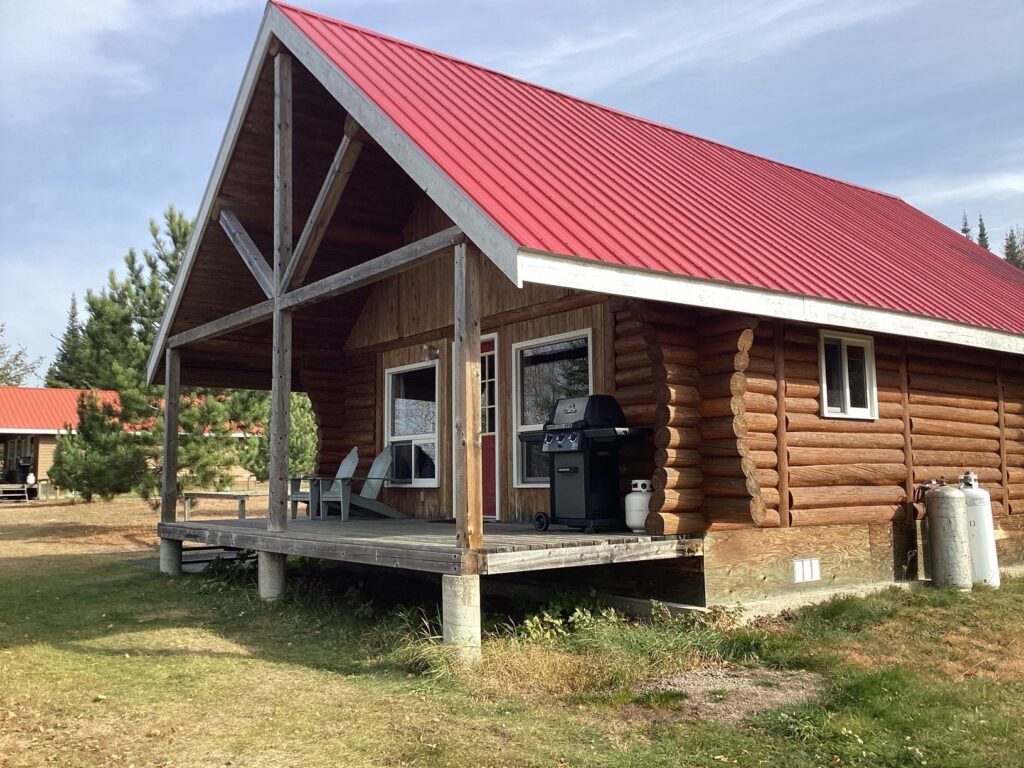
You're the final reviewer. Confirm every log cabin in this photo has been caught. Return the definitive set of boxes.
[149,1,1024,654]
[0,387,118,496]
[0,387,252,497]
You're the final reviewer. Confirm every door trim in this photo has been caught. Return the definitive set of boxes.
[481,332,500,521]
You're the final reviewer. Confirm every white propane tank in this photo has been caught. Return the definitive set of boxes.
[959,472,1000,588]
[625,478,653,533]
[925,481,972,591]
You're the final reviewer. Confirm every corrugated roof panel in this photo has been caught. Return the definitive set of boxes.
[276,2,1024,335]
[0,388,119,432]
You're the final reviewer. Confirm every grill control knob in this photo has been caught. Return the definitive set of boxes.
[569,431,580,443]
[557,433,566,445]
[543,433,553,444]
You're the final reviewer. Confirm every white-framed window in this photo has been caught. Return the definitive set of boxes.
[818,330,877,420]
[384,360,439,488]
[512,328,593,486]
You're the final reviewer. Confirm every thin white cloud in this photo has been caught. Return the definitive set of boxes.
[486,0,920,95]
[0,1,145,115]
[163,0,258,19]
[0,0,254,124]
[891,170,1024,207]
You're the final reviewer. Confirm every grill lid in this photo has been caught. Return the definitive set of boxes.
[544,395,627,430]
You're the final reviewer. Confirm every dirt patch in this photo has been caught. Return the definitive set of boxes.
[0,497,269,563]
[634,665,823,725]
[838,611,1024,684]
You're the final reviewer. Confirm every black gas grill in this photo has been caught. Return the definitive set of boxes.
[527,395,647,532]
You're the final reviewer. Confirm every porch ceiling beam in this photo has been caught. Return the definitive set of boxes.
[166,226,465,351]
[168,299,274,349]
[281,115,364,291]
[217,206,275,299]
[279,225,465,312]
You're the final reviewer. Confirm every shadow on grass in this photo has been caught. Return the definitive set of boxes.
[0,553,458,681]
[0,521,155,542]
[4,550,1022,689]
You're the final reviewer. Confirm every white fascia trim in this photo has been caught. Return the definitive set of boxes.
[268,6,520,284]
[517,249,1024,356]
[145,8,276,385]
[0,428,63,436]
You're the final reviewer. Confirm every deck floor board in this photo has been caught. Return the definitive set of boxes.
[157,518,702,575]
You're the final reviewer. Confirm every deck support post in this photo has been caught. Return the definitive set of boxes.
[441,574,481,663]
[448,242,483,660]
[258,551,287,601]
[159,347,182,575]
[267,49,293,536]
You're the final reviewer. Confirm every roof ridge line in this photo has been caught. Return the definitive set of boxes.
[270,1,900,202]
[0,385,116,392]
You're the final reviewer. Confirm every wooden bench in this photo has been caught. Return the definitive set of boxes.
[182,491,252,520]
[0,484,29,502]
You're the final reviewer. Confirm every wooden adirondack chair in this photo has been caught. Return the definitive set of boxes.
[319,449,403,520]
[290,447,359,519]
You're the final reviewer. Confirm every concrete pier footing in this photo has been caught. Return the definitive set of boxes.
[441,574,481,663]
[258,551,287,601]
[159,538,182,576]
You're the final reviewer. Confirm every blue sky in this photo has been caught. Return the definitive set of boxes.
[1,0,1022,382]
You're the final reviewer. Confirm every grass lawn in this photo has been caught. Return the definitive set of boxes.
[2,500,1023,767]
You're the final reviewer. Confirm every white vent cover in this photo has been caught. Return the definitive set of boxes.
[792,558,821,583]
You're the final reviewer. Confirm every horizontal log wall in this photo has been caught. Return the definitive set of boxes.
[638,306,780,534]
[610,299,700,535]
[635,309,1024,536]
[302,353,377,478]
[692,313,778,531]
[782,326,908,527]
[999,359,1024,513]
[908,342,1006,516]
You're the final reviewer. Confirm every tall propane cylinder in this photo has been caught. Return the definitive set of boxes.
[924,481,972,591]
[959,472,1000,588]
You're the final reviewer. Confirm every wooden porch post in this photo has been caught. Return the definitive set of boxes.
[452,242,483,551]
[159,348,182,575]
[261,48,292,598]
[445,242,483,662]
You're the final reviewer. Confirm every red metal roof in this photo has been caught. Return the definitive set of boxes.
[0,387,119,433]
[276,2,1024,336]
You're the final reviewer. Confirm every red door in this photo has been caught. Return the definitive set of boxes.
[481,339,497,519]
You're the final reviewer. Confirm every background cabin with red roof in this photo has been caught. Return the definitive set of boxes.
[146,2,1024,653]
[0,387,118,496]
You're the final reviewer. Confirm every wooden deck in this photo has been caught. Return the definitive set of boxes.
[157,518,703,575]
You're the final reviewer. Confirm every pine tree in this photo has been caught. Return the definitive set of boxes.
[0,324,42,386]
[237,393,317,481]
[45,294,84,387]
[49,393,148,501]
[960,211,973,241]
[52,206,248,501]
[977,214,990,250]
[1005,228,1024,270]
